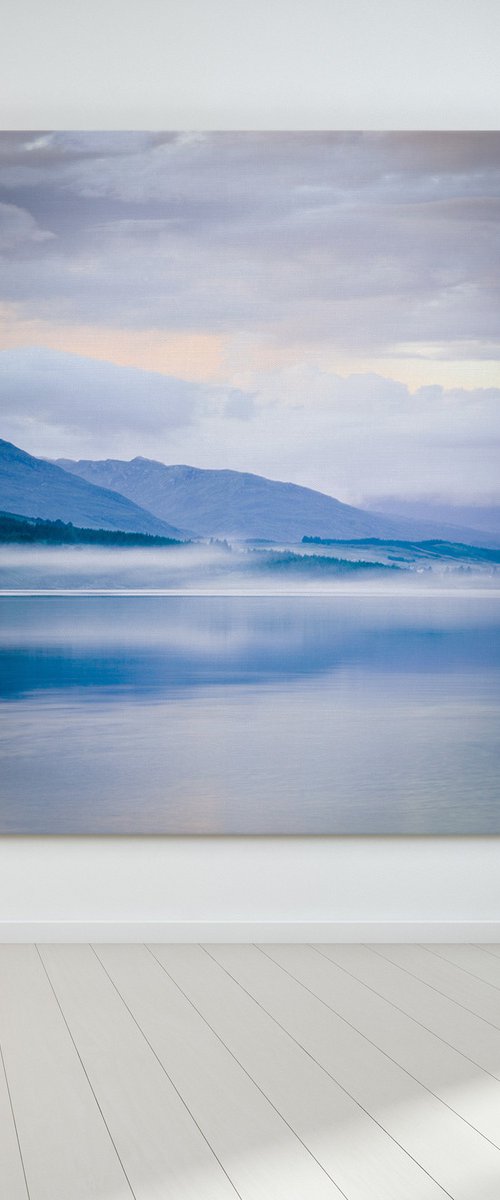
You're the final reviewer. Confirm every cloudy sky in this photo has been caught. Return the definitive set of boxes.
[0,131,499,503]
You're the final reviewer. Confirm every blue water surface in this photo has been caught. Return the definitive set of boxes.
[0,593,499,832]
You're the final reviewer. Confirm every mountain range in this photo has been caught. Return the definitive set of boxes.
[0,440,184,538]
[1,436,500,548]
[56,454,500,547]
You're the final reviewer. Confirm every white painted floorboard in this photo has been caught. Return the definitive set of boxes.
[479,945,500,961]
[0,946,499,1199]
[0,946,132,1200]
[95,943,340,1200]
[372,945,500,1029]
[302,944,500,1149]
[425,945,500,990]
[150,943,441,1200]
[38,944,238,1200]
[315,943,500,1081]
[0,1037,29,1200]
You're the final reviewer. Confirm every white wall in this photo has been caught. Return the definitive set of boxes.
[0,837,500,940]
[1,0,500,940]
[1,0,500,130]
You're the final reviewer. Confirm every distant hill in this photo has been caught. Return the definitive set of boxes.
[302,535,500,568]
[0,440,185,537]
[0,511,185,547]
[56,455,500,547]
[363,496,500,539]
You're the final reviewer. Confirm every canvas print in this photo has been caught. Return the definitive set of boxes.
[0,131,499,833]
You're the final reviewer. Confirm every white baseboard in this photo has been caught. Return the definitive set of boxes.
[0,921,499,943]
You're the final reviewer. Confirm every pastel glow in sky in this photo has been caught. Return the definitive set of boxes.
[0,131,499,501]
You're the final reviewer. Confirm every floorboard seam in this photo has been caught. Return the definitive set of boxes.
[260,945,500,1162]
[202,944,452,1199]
[474,946,500,962]
[312,944,500,1088]
[0,1040,31,1200]
[423,946,500,992]
[91,944,243,1200]
[368,946,500,1033]
[35,945,137,1200]
[301,945,500,1153]
[146,944,349,1199]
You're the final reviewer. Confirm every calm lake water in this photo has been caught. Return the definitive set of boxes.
[1,592,499,833]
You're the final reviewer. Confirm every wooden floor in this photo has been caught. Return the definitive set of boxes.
[2,946,500,1198]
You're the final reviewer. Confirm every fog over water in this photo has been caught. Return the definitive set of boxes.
[1,541,499,595]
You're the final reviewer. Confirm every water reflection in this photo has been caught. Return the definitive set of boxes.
[1,595,499,700]
[1,595,499,833]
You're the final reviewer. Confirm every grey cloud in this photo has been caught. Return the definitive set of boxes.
[0,132,499,361]
[2,347,498,503]
[0,202,54,250]
[0,346,249,438]
[224,392,256,420]
[0,131,172,172]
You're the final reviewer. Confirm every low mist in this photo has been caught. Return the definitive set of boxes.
[0,539,498,594]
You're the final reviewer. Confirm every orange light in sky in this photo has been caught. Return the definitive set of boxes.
[0,306,226,384]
